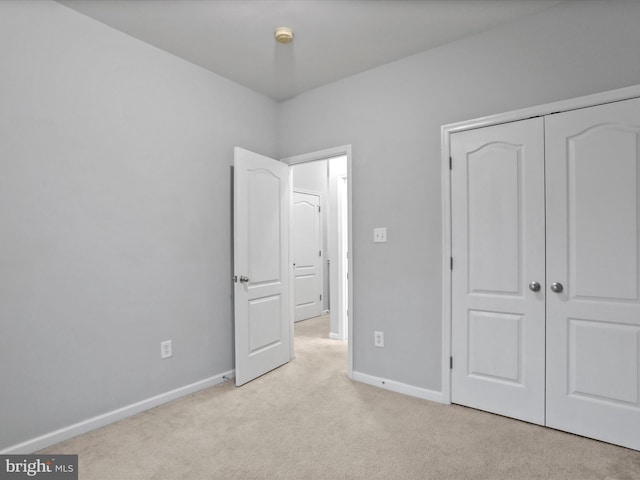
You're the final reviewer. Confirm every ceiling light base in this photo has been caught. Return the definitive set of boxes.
[274,27,294,44]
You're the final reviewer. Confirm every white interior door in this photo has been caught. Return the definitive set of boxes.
[545,98,640,450]
[234,147,291,386]
[293,191,323,322]
[450,118,546,425]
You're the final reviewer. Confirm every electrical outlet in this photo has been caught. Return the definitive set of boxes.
[373,227,387,243]
[374,331,384,347]
[161,340,172,359]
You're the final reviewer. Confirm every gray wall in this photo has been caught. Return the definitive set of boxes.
[0,1,276,450]
[292,160,328,194]
[277,1,640,391]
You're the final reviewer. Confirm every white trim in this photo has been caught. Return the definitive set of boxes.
[441,125,453,405]
[329,332,342,340]
[441,83,640,406]
[281,145,354,379]
[443,84,640,135]
[352,371,445,404]
[346,149,353,377]
[281,145,349,165]
[336,173,349,342]
[0,371,234,454]
[287,167,295,361]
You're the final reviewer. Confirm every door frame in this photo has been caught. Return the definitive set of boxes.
[331,173,349,341]
[281,145,354,378]
[441,84,640,404]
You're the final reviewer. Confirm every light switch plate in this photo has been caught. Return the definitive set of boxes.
[373,227,387,243]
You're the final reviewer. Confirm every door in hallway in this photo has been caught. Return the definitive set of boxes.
[293,191,323,322]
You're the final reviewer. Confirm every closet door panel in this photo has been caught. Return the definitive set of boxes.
[451,117,546,425]
[546,97,640,451]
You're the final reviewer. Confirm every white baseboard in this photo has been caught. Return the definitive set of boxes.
[352,371,445,404]
[1,370,235,454]
[329,332,344,340]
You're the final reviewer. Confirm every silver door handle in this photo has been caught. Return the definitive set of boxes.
[528,281,541,292]
[550,282,563,293]
[239,275,250,283]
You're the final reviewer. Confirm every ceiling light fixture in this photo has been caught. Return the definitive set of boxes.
[274,26,294,44]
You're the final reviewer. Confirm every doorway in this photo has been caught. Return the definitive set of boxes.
[283,146,353,376]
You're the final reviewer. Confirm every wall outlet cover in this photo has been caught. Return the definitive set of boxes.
[161,340,172,359]
[373,227,387,243]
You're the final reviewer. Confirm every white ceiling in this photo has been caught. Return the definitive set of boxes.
[57,0,563,102]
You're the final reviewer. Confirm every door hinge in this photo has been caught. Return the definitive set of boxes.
[450,356,453,369]
[233,275,238,283]
[319,250,322,257]
[449,156,452,170]
[450,257,453,270]
[318,205,321,213]
[320,294,322,301]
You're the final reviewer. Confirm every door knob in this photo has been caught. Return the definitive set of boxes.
[528,281,541,292]
[239,275,250,283]
[550,282,563,293]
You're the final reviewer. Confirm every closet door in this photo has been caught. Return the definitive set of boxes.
[546,97,640,450]
[450,118,546,425]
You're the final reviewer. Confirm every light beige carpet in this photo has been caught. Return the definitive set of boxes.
[41,315,640,479]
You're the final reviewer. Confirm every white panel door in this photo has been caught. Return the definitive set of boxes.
[545,98,640,450]
[234,147,291,386]
[293,191,322,322]
[451,118,546,425]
